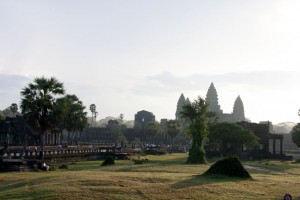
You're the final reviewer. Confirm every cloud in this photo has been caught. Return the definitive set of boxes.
[0,74,31,108]
[132,70,300,96]
[0,74,30,91]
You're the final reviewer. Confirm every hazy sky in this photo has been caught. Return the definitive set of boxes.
[1,0,300,124]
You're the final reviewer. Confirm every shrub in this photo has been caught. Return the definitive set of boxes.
[59,164,68,169]
[101,156,115,166]
[203,156,251,178]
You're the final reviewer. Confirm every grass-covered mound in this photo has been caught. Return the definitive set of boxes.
[101,156,115,166]
[203,156,251,178]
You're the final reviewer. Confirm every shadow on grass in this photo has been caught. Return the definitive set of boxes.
[0,179,28,191]
[172,173,253,189]
[144,156,187,165]
[112,155,189,173]
[0,176,54,200]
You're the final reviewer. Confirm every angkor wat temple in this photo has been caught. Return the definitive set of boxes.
[206,83,246,122]
[176,82,246,123]
[0,82,295,160]
[175,82,291,160]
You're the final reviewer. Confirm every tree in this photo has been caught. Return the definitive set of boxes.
[144,122,163,144]
[180,96,208,164]
[208,122,259,155]
[118,113,124,124]
[166,120,181,145]
[20,77,65,162]
[131,138,141,147]
[291,123,300,147]
[117,134,128,147]
[54,95,87,144]
[89,104,97,127]
[10,103,18,117]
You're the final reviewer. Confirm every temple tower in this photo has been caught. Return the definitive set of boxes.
[205,83,222,114]
[175,93,186,120]
[232,95,245,122]
[185,97,191,105]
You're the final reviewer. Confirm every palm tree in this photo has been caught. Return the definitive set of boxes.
[180,96,208,164]
[10,103,18,117]
[166,120,181,145]
[20,77,65,162]
[145,122,163,144]
[89,104,96,127]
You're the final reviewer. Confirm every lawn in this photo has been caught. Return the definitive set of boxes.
[0,153,299,199]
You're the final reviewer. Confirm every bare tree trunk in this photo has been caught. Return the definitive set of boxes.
[91,113,94,127]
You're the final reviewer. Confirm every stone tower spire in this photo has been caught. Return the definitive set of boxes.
[205,83,222,114]
[232,95,245,122]
[175,93,186,120]
[185,97,191,105]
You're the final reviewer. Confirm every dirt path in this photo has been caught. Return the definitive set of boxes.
[245,165,286,174]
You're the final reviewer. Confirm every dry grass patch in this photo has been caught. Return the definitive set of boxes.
[0,154,300,199]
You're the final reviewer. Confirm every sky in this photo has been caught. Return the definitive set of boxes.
[0,0,300,124]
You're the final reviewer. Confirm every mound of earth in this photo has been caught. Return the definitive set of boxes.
[204,156,251,178]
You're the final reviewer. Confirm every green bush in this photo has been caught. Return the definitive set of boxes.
[101,156,115,166]
[204,156,251,178]
[59,164,68,169]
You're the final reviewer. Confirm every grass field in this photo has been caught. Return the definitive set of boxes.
[0,153,300,199]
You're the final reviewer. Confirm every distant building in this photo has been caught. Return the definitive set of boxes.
[175,94,189,120]
[0,116,36,146]
[176,82,246,123]
[134,110,155,128]
[160,118,168,125]
[205,83,222,115]
[205,82,246,123]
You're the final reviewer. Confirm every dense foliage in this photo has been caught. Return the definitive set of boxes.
[208,122,259,154]
[20,76,88,160]
[53,94,87,144]
[144,122,163,144]
[166,120,181,144]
